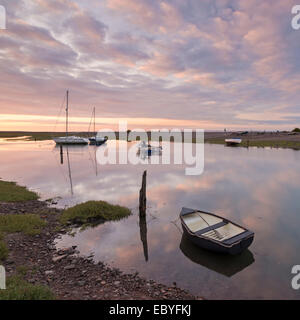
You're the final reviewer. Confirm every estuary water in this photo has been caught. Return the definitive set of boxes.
[0,138,300,299]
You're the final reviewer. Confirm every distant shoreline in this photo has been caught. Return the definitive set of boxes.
[1,131,300,150]
[204,131,300,150]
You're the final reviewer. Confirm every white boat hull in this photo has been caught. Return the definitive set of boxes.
[54,136,89,145]
[225,139,242,145]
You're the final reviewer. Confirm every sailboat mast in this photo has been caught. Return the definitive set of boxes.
[66,90,69,137]
[94,107,96,136]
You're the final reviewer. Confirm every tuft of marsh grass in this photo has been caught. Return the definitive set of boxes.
[0,233,8,262]
[60,200,131,227]
[0,275,55,300]
[16,265,29,277]
[0,214,46,236]
[0,180,39,202]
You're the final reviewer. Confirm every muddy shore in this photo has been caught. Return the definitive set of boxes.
[0,200,197,300]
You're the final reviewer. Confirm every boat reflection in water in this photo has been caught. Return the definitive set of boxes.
[137,143,162,161]
[54,144,89,196]
[180,234,254,277]
[52,143,107,206]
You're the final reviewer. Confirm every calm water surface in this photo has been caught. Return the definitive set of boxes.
[0,138,300,299]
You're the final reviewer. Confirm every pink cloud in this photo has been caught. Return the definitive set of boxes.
[106,0,182,32]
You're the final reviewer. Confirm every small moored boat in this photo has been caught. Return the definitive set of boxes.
[137,141,162,155]
[54,136,89,145]
[225,138,242,146]
[88,107,108,146]
[180,207,254,255]
[89,136,108,145]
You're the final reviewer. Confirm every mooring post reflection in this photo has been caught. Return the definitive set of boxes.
[60,145,63,165]
[139,170,148,262]
[66,147,74,196]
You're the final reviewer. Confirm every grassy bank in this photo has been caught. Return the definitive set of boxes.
[60,200,131,228]
[0,275,55,300]
[0,180,39,202]
[0,214,46,263]
[0,233,8,262]
[0,180,53,299]
[0,214,46,236]
[0,178,45,262]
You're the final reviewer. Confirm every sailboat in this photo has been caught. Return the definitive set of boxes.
[53,91,89,145]
[88,107,108,146]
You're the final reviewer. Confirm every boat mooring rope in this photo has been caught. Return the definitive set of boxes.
[170,217,183,235]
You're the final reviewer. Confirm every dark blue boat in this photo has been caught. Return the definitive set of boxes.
[180,207,254,255]
[89,136,108,146]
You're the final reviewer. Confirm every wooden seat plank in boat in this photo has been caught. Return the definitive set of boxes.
[202,223,245,242]
[222,230,254,246]
[195,221,227,236]
[182,212,222,233]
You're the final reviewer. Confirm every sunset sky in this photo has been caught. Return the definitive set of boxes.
[0,0,299,131]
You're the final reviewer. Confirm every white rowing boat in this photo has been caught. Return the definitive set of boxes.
[180,207,254,255]
[225,138,242,146]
